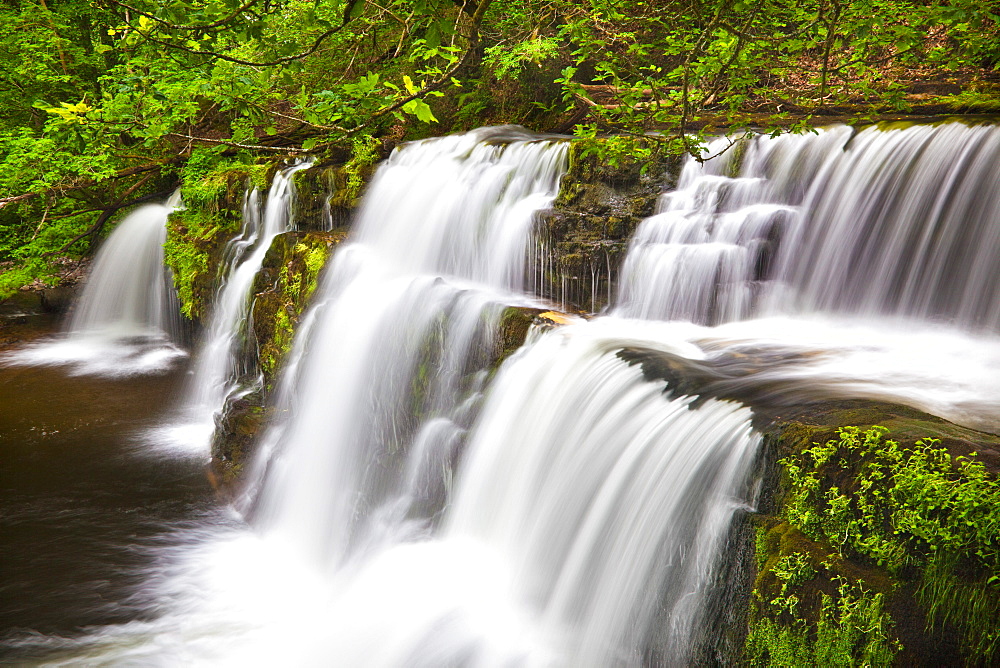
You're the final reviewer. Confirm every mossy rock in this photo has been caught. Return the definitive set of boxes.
[210,391,269,487]
[163,205,244,323]
[745,410,1000,667]
[291,164,355,230]
[535,138,678,313]
[250,229,345,383]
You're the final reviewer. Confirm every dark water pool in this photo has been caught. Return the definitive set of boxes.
[0,317,220,660]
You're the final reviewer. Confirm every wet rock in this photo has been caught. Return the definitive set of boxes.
[38,286,78,313]
[534,141,679,313]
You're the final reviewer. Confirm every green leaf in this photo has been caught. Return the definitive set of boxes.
[402,99,437,123]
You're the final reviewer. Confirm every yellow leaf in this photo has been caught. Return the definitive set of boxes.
[538,311,572,325]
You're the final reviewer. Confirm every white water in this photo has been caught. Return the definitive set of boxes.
[1,193,186,376]
[247,127,569,568]
[176,163,308,452]
[443,326,759,666]
[610,121,1000,433]
[617,123,1000,327]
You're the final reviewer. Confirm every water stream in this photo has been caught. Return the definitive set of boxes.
[1,193,186,376]
[178,162,308,453]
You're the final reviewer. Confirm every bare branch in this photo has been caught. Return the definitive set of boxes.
[164,132,306,153]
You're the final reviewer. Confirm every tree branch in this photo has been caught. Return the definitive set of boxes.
[308,0,493,149]
[43,179,170,257]
[164,132,307,153]
[104,0,261,31]
[133,22,349,68]
[0,159,180,211]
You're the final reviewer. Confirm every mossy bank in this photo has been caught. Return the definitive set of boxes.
[745,402,1000,667]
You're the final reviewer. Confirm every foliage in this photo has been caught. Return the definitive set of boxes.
[0,0,998,293]
[771,425,1000,661]
[344,134,381,204]
[0,0,495,292]
[746,566,900,667]
[940,83,1000,112]
[484,36,561,81]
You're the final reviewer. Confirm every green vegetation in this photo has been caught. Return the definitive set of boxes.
[0,0,997,295]
[252,233,334,378]
[747,426,1000,665]
[162,158,262,319]
[746,570,900,667]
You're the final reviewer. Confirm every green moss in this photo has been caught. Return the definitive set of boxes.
[748,424,1000,665]
[180,148,272,208]
[253,232,333,380]
[163,207,242,320]
[327,134,380,211]
[164,155,279,321]
[724,133,753,178]
[938,83,1000,113]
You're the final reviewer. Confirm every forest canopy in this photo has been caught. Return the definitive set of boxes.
[1,0,998,297]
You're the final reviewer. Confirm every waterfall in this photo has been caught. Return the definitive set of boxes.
[181,163,308,449]
[247,127,569,567]
[1,192,186,376]
[616,123,1000,328]
[442,324,759,666]
[18,122,1000,667]
[69,192,183,338]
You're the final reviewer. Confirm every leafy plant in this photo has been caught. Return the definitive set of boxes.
[775,426,1000,660]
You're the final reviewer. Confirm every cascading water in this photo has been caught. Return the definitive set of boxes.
[180,163,308,450]
[234,126,760,665]
[616,122,1000,328]
[226,126,766,666]
[69,193,183,339]
[612,121,1000,432]
[1,191,186,376]
[247,127,569,568]
[441,325,759,666]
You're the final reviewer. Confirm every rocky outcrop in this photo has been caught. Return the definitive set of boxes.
[533,141,679,313]
[615,343,1000,665]
[743,404,1000,667]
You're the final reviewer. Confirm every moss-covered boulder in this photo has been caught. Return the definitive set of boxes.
[745,405,1000,667]
[534,138,679,313]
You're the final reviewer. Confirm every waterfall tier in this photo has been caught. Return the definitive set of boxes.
[616,123,1000,328]
[247,129,569,568]
[1,193,186,376]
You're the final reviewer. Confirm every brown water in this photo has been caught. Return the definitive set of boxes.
[0,303,220,659]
